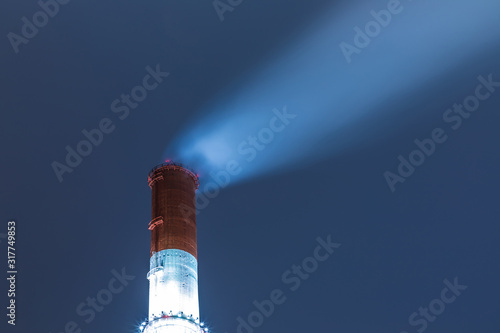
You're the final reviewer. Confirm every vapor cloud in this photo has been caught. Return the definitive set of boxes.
[165,0,500,187]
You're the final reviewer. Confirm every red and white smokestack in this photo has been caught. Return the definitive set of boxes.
[140,162,207,333]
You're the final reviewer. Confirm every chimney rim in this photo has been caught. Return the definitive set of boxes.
[148,161,200,190]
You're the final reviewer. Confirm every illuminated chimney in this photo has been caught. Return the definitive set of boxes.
[140,162,207,333]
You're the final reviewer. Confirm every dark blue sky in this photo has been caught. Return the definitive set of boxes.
[1,0,499,333]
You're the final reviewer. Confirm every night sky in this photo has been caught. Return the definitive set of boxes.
[1,0,500,333]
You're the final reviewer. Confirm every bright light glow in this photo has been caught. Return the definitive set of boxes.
[148,249,199,321]
[143,317,204,333]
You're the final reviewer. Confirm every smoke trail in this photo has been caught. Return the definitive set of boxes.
[165,0,500,186]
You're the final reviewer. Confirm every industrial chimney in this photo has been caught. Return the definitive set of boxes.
[140,162,207,333]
